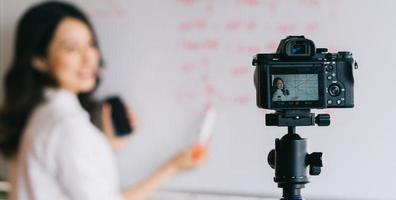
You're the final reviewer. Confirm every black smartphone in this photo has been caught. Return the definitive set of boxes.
[104,96,133,136]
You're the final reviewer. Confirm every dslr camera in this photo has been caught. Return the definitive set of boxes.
[252,36,357,110]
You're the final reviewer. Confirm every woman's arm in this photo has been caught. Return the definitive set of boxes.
[122,146,207,200]
[122,162,177,200]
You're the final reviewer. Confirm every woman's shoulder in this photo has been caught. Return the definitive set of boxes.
[23,88,101,152]
[41,88,89,120]
[26,97,105,140]
[21,89,108,167]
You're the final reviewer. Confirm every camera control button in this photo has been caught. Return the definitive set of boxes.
[327,75,333,80]
[327,100,333,105]
[326,65,334,72]
[336,100,342,105]
[328,84,341,97]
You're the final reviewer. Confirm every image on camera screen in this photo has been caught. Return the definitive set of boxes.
[271,74,319,102]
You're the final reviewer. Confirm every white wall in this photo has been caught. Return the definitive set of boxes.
[1,0,395,199]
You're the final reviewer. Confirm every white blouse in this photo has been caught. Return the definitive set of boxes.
[10,88,123,200]
[272,89,287,101]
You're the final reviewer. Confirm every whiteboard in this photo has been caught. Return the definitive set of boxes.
[1,0,396,199]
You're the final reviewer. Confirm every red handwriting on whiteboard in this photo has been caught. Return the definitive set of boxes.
[201,73,215,95]
[180,63,197,72]
[179,39,219,51]
[179,19,208,32]
[226,20,257,31]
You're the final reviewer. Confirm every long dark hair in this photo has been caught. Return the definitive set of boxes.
[272,77,290,96]
[0,1,103,158]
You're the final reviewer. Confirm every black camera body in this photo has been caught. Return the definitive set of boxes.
[253,36,357,110]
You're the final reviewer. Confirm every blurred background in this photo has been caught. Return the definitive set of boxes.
[1,0,396,199]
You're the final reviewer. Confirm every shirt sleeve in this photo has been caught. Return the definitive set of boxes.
[54,118,124,200]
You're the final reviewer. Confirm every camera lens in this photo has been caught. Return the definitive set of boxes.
[328,84,341,97]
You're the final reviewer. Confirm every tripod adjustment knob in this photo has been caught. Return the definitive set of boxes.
[268,149,275,169]
[315,114,330,126]
[308,152,323,176]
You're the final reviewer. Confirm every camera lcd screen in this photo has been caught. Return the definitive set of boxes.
[271,74,319,102]
[267,65,325,109]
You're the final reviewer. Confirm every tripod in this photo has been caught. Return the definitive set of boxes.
[266,110,330,200]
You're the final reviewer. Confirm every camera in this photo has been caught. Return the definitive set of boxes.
[252,36,357,110]
[251,36,358,199]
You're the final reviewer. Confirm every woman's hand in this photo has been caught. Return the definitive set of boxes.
[121,144,208,200]
[169,144,208,172]
[101,103,138,151]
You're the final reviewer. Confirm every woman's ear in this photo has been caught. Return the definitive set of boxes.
[32,57,49,72]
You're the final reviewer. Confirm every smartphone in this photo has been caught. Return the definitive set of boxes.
[104,96,133,136]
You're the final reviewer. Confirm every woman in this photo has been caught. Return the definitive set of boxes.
[271,77,290,101]
[0,2,207,200]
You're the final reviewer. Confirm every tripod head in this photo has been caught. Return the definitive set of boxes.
[266,109,330,127]
[266,109,329,200]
